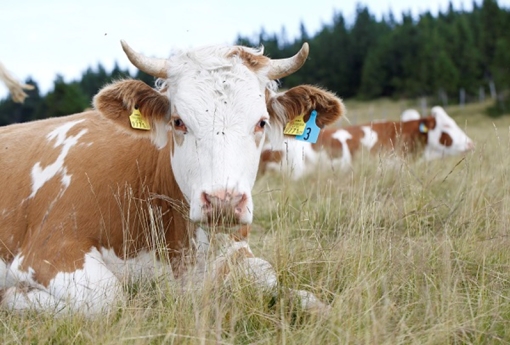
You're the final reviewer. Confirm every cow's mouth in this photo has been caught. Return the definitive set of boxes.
[202,211,243,228]
[198,218,249,237]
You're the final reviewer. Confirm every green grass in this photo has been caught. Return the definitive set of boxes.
[2,100,510,344]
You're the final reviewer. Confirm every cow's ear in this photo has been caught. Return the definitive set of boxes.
[419,117,437,133]
[93,79,171,148]
[266,85,345,129]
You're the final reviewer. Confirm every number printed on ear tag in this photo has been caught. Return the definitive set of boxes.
[295,110,320,143]
[129,108,151,130]
[283,113,306,135]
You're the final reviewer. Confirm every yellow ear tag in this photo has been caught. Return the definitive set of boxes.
[283,113,306,136]
[129,108,151,130]
[419,122,428,133]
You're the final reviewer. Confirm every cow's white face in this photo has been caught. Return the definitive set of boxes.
[119,40,344,226]
[166,55,270,224]
[425,106,475,160]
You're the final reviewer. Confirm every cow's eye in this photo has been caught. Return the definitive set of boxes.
[255,119,268,132]
[173,118,187,132]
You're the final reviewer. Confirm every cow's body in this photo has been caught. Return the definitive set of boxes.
[260,107,474,179]
[0,42,344,315]
[0,106,184,313]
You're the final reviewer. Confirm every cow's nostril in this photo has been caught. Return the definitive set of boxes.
[201,192,213,210]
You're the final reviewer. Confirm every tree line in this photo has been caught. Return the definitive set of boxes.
[237,0,509,112]
[0,0,508,125]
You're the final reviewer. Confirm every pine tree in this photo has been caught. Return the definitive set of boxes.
[42,75,90,119]
[348,5,382,96]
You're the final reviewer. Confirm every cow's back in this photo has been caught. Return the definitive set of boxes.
[313,126,365,158]
[312,120,426,162]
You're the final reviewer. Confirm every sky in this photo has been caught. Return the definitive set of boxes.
[1,0,509,99]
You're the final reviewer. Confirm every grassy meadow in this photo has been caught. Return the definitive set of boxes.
[1,99,510,344]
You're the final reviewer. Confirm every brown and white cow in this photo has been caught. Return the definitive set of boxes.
[0,61,34,103]
[0,41,344,315]
[260,106,474,179]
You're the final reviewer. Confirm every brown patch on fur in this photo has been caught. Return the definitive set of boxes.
[0,80,194,287]
[230,225,250,242]
[439,132,453,146]
[267,85,344,128]
[313,127,364,159]
[258,149,284,176]
[34,144,63,171]
[259,116,441,171]
[227,48,270,72]
[264,88,272,101]
[322,116,438,159]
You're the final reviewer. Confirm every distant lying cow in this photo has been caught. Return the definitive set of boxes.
[0,41,344,315]
[260,106,474,179]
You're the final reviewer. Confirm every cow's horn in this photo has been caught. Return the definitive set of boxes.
[267,42,309,80]
[120,40,168,78]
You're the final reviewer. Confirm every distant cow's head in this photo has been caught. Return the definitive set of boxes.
[424,106,474,160]
[402,106,474,160]
[116,41,344,225]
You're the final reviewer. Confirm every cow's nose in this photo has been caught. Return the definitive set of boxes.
[466,140,475,151]
[201,190,248,224]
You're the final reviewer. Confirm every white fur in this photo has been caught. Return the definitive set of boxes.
[1,247,173,315]
[166,47,273,223]
[1,248,122,315]
[0,254,40,288]
[331,129,354,169]
[360,126,379,150]
[151,120,171,149]
[30,120,87,198]
[400,109,421,121]
[281,138,317,180]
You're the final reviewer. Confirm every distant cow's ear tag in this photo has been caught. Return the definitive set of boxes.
[295,110,320,144]
[283,113,306,136]
[419,122,428,133]
[129,108,151,130]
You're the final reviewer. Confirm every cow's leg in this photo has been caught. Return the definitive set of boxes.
[1,247,123,315]
[240,256,330,313]
[214,239,330,313]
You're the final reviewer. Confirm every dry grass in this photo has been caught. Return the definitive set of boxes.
[1,100,510,344]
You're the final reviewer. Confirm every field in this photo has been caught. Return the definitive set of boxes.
[1,99,510,344]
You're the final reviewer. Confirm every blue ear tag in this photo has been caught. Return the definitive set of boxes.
[295,110,320,143]
[419,122,428,133]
